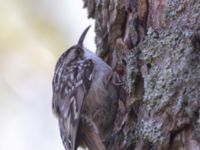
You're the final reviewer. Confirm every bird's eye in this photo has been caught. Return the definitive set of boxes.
[76,48,84,57]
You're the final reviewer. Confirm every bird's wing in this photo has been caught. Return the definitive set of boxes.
[52,59,94,150]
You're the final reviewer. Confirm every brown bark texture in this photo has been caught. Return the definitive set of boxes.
[83,0,200,149]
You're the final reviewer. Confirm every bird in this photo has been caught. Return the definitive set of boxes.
[52,25,122,150]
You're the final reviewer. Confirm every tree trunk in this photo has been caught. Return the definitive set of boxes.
[83,0,200,149]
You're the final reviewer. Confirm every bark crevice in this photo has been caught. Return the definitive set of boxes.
[83,0,200,149]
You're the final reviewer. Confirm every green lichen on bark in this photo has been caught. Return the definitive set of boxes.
[83,0,200,149]
[124,0,200,148]
[134,28,200,150]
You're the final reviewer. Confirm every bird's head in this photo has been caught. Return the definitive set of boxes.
[57,25,91,67]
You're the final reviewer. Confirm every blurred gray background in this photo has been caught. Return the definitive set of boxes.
[0,0,95,150]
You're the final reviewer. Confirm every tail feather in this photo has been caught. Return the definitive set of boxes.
[83,129,106,150]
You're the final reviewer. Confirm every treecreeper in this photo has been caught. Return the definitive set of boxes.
[52,25,126,150]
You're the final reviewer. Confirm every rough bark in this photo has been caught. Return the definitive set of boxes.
[83,0,200,149]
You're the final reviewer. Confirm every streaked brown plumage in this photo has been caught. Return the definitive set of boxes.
[52,26,121,150]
